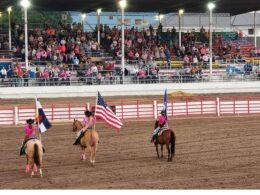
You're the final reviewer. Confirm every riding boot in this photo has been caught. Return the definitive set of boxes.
[151,134,157,143]
[20,142,25,156]
[73,130,85,145]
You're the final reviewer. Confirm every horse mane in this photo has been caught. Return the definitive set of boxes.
[74,119,83,129]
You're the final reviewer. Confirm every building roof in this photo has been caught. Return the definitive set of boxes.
[0,0,259,16]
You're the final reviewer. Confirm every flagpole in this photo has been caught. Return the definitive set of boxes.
[35,96,42,141]
[92,91,98,131]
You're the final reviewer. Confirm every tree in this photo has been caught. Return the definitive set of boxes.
[0,6,73,31]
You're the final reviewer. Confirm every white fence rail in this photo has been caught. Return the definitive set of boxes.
[1,96,260,125]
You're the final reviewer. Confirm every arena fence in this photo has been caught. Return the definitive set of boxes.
[1,96,260,125]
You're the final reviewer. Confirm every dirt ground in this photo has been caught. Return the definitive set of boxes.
[0,115,260,189]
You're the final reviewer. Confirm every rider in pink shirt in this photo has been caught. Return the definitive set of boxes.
[24,122,36,140]
[151,110,168,142]
[74,110,96,145]
[20,119,37,155]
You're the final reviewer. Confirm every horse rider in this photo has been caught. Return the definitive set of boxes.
[73,110,96,145]
[20,119,37,155]
[151,110,168,142]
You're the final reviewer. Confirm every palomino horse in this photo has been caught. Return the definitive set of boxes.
[152,121,176,161]
[72,119,99,166]
[25,139,44,177]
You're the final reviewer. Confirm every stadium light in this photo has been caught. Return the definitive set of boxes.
[208,2,215,76]
[81,13,86,20]
[119,0,127,9]
[20,0,31,8]
[97,9,102,45]
[178,9,184,48]
[7,7,12,12]
[7,7,12,51]
[179,9,184,15]
[97,8,102,15]
[119,0,127,83]
[20,0,31,69]
[207,2,215,10]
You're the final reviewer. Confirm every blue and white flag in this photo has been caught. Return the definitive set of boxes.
[163,89,168,114]
[35,98,52,133]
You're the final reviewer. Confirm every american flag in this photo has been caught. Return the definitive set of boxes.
[95,92,123,130]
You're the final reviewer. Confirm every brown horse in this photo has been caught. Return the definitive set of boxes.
[25,139,44,177]
[152,121,176,161]
[72,119,99,166]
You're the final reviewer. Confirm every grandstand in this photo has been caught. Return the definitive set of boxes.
[0,0,259,89]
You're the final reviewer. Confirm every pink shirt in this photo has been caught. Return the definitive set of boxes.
[24,124,36,138]
[82,116,89,126]
[82,116,96,126]
[158,115,167,126]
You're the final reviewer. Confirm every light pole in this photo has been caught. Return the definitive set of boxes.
[20,0,30,70]
[0,12,2,39]
[119,0,127,83]
[81,13,86,32]
[208,2,215,76]
[254,11,257,48]
[7,7,12,51]
[178,9,184,49]
[97,9,102,45]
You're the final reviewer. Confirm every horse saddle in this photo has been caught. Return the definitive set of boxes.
[158,127,169,136]
[24,137,39,147]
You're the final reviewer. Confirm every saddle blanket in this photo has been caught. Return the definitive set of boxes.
[158,127,169,136]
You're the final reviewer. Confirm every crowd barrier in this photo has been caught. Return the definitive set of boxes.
[1,96,260,125]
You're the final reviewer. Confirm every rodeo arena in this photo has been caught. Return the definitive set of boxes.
[0,0,260,190]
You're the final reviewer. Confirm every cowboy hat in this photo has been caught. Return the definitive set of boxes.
[26,118,34,124]
[84,110,93,117]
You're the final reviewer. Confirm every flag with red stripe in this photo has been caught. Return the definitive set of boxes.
[95,92,123,130]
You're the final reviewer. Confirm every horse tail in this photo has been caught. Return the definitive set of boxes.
[170,130,176,157]
[33,143,40,167]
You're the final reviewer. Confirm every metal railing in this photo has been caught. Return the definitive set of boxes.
[1,73,260,87]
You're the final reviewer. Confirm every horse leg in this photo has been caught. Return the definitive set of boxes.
[160,144,163,158]
[155,144,159,158]
[39,168,43,178]
[81,147,86,161]
[39,153,43,177]
[92,145,98,167]
[90,147,95,167]
[25,155,30,173]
